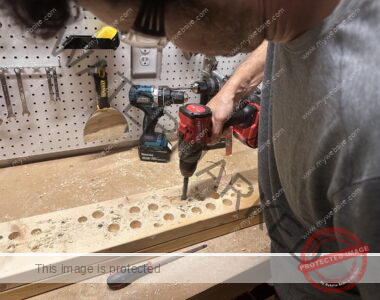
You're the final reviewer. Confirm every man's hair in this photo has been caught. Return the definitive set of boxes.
[1,0,78,38]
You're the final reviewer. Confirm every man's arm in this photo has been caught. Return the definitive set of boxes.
[207,40,268,142]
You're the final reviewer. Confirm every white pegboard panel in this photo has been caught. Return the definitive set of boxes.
[0,6,248,166]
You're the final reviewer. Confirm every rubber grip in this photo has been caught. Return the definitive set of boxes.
[224,104,258,129]
[93,72,110,109]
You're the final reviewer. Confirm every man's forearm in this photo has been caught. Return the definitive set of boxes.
[222,40,268,104]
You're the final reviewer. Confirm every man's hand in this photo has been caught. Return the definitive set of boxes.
[206,41,268,143]
[207,90,236,144]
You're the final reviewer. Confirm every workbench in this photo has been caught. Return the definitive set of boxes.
[0,141,271,299]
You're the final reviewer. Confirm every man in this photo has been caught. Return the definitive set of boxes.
[4,0,379,298]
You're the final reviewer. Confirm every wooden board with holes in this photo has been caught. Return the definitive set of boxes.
[0,167,259,253]
[0,183,262,297]
[0,145,259,254]
[0,143,261,297]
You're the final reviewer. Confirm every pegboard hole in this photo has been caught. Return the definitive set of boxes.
[164,213,174,221]
[108,223,120,232]
[129,206,140,213]
[8,232,20,240]
[130,220,141,229]
[31,228,42,236]
[92,210,104,219]
[78,216,88,223]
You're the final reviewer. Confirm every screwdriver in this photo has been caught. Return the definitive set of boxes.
[107,244,207,290]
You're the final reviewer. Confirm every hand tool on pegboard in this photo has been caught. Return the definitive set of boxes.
[83,61,129,143]
[129,85,188,163]
[51,67,61,101]
[45,67,55,102]
[107,244,207,290]
[0,68,15,120]
[63,26,120,50]
[178,100,260,200]
[14,68,31,116]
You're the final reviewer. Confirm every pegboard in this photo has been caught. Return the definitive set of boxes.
[0,6,248,167]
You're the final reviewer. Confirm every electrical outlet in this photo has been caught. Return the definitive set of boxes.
[140,48,150,55]
[131,47,161,78]
[139,56,150,66]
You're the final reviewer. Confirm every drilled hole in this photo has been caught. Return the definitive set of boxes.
[148,204,158,211]
[154,223,162,228]
[129,206,140,213]
[191,207,202,214]
[92,210,104,219]
[31,228,42,235]
[206,203,216,210]
[223,199,233,206]
[130,220,141,229]
[210,191,220,199]
[163,213,174,221]
[108,223,120,232]
[8,232,20,240]
[78,216,88,223]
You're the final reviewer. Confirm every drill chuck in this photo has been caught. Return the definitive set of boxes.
[129,85,188,107]
[159,88,188,105]
[191,78,220,96]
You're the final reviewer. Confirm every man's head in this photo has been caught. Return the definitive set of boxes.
[2,0,340,55]
[79,0,267,56]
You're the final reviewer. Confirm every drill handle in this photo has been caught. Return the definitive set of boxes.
[142,106,163,136]
[224,103,258,129]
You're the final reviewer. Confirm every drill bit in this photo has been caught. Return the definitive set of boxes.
[181,177,189,200]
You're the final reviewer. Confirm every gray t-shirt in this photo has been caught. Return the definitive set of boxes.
[259,0,380,298]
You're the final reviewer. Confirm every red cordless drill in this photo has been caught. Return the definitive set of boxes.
[178,99,260,200]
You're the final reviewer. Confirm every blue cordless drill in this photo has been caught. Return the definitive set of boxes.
[129,85,188,163]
